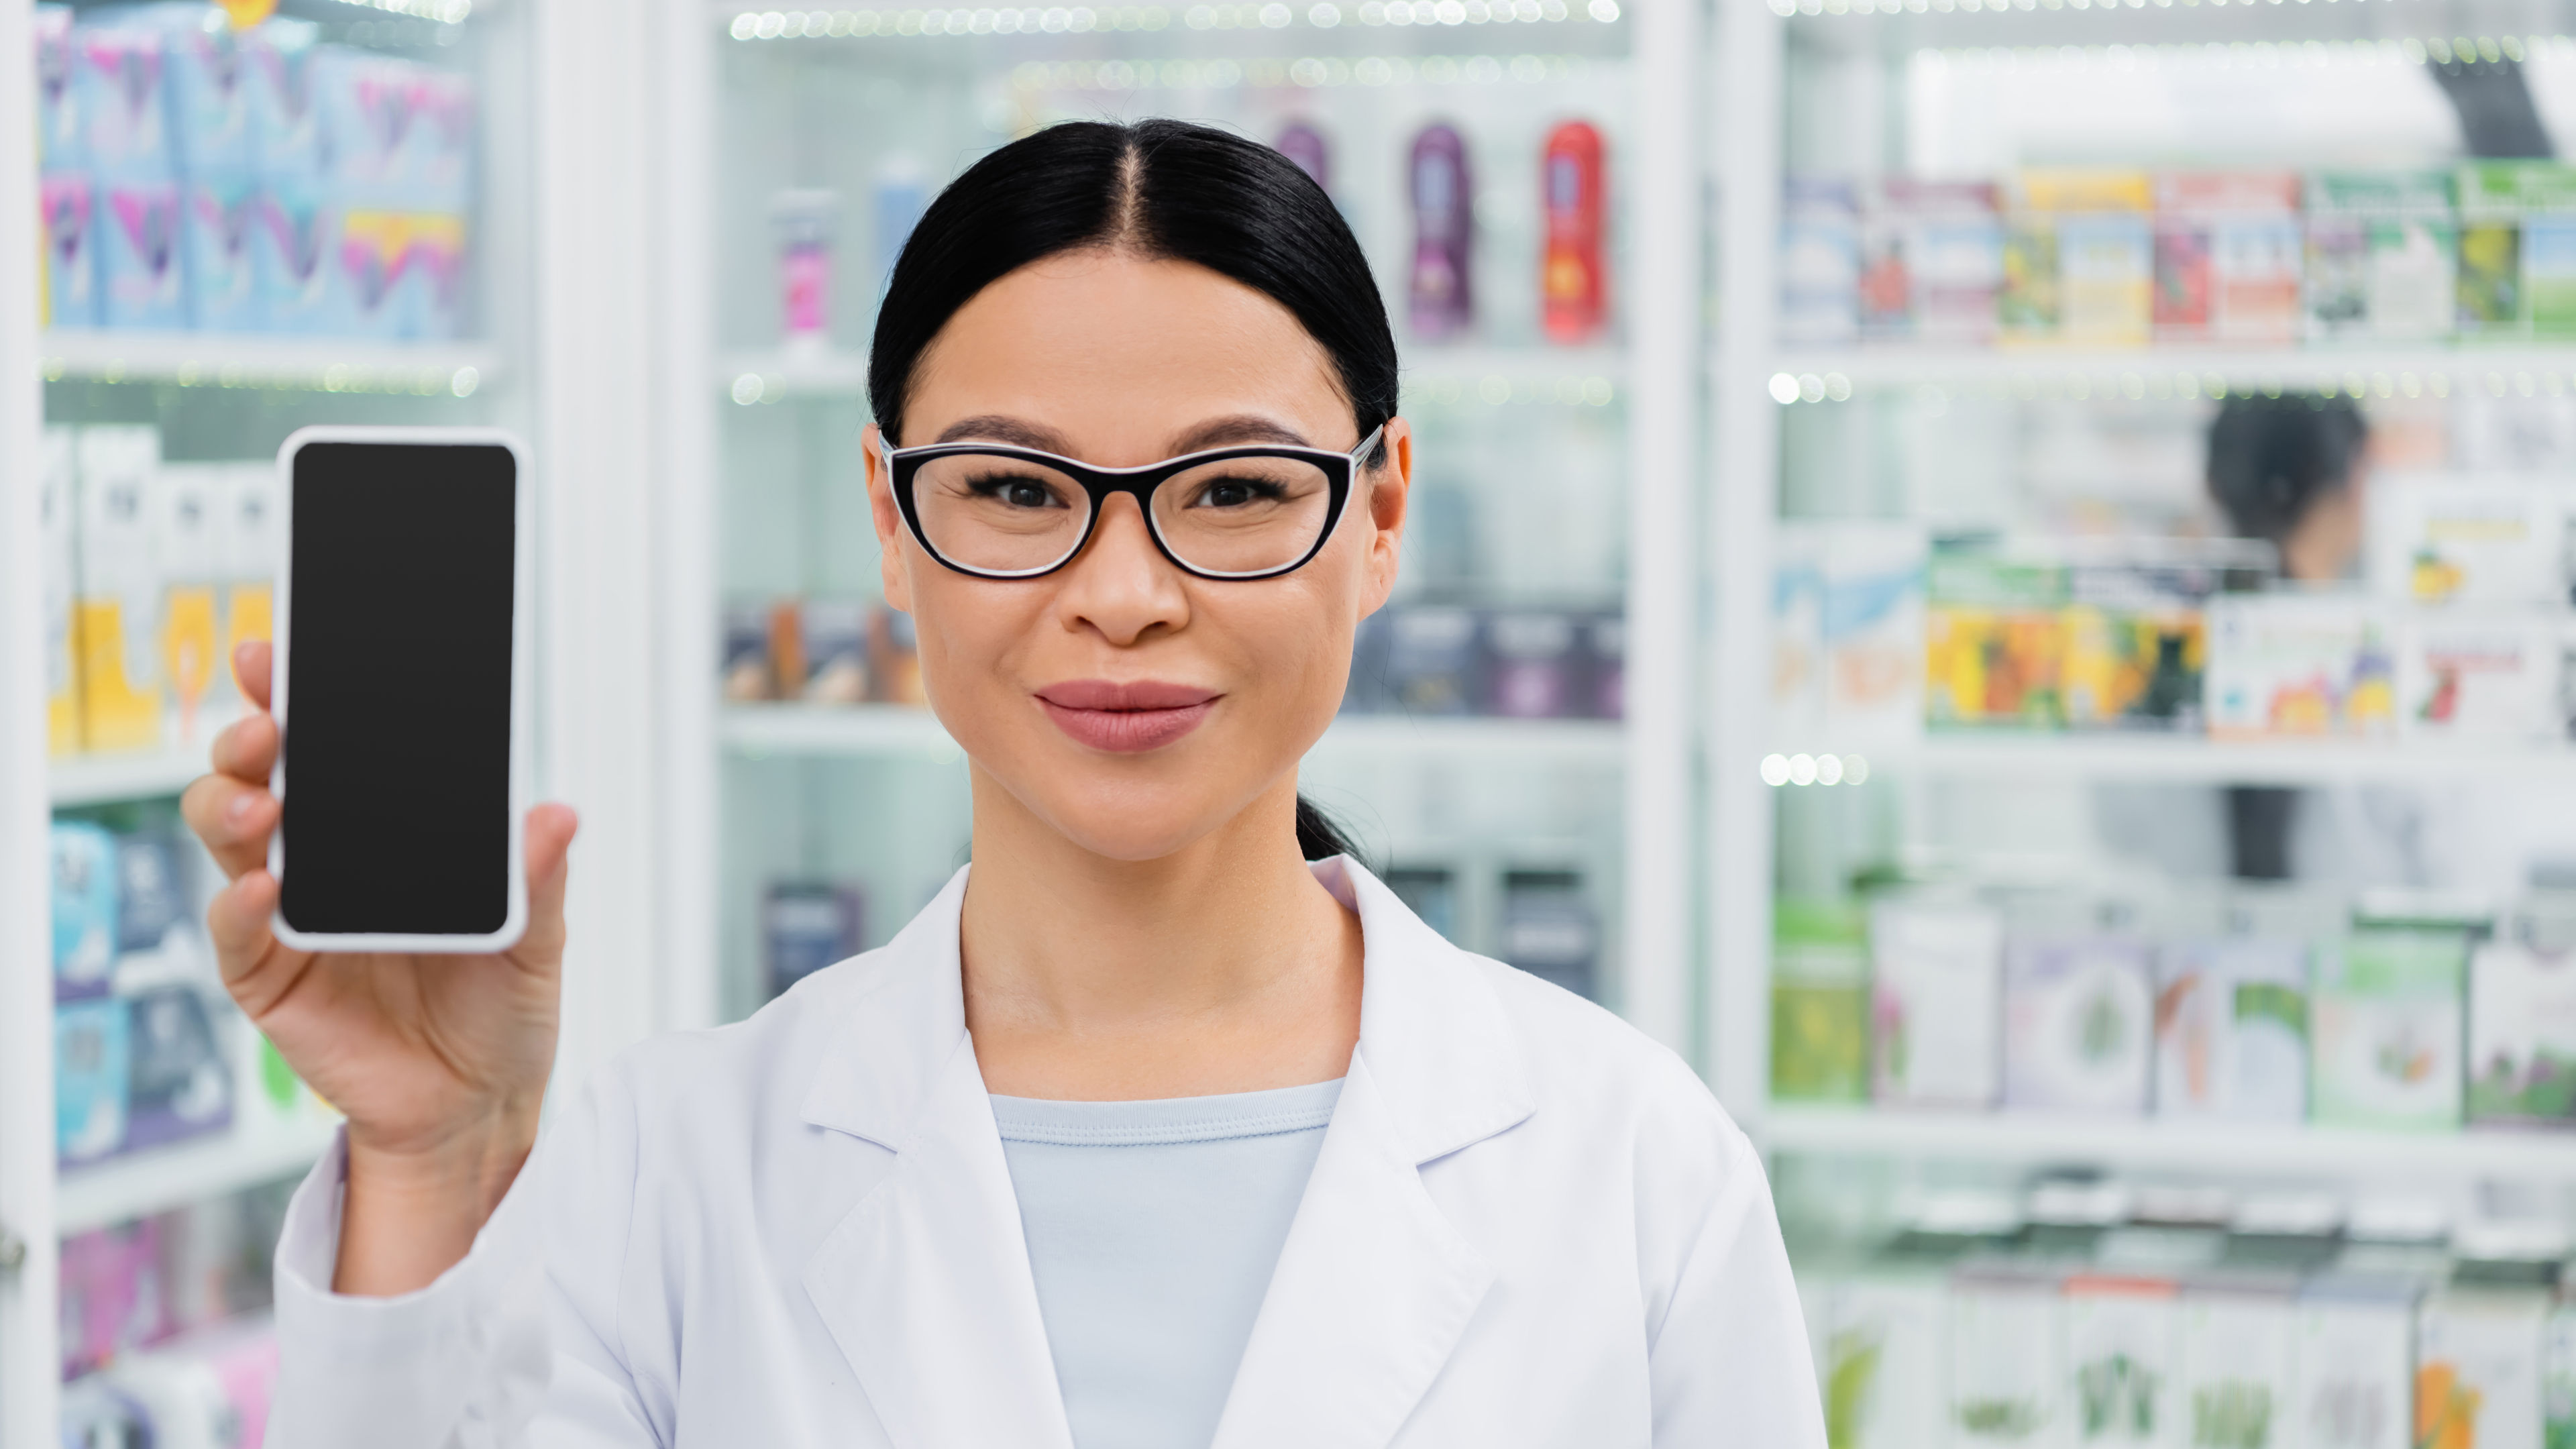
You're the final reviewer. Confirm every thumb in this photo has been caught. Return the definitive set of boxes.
[512,804,580,965]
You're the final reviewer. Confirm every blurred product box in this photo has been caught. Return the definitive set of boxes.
[2155,171,2304,347]
[1771,899,1871,1103]
[1868,897,2002,1110]
[2547,1303,2576,1449]
[869,607,926,706]
[2061,560,2206,733]
[1949,1263,2065,1442]
[2467,936,2576,1126]
[1585,612,1624,720]
[72,16,174,180]
[1383,866,1458,941]
[720,600,771,701]
[1484,611,1580,718]
[42,171,101,328]
[1925,553,2068,729]
[64,1313,280,1449]
[77,425,168,753]
[42,427,81,755]
[2457,163,2576,343]
[2152,937,2308,1124]
[2418,1291,2548,1449]
[2003,936,2155,1114]
[1811,1271,1947,1449]
[2205,594,2398,739]
[1893,180,2006,346]
[2398,614,2553,743]
[52,821,120,998]
[2295,1275,2418,1449]
[242,17,321,186]
[763,881,864,1000]
[153,463,224,744]
[98,176,187,329]
[56,996,132,1165]
[37,5,80,166]
[2370,476,2569,609]
[248,181,337,333]
[1384,605,1481,715]
[2014,169,2154,348]
[1499,869,1598,1001]
[1778,524,1927,745]
[2062,1272,2180,1445]
[2179,1279,2297,1449]
[2310,926,2468,1132]
[799,600,871,704]
[2306,170,2457,344]
[1780,178,1859,347]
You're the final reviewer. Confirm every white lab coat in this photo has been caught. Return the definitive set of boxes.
[262,857,1822,1448]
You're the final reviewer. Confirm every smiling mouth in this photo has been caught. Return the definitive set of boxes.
[1034,680,1222,753]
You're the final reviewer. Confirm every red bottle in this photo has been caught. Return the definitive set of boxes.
[1540,120,1607,343]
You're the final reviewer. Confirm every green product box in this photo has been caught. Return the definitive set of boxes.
[2457,162,2576,341]
[1774,898,1872,1104]
[2304,170,2457,343]
[2310,926,2467,1131]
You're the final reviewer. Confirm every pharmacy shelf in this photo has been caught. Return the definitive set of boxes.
[49,745,218,809]
[720,702,1626,761]
[1765,733,2576,786]
[1766,347,2576,398]
[1759,1104,2576,1185]
[1773,1,2576,53]
[56,1115,340,1237]
[718,350,870,403]
[40,329,499,396]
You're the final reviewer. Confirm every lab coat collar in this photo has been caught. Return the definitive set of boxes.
[797,855,1536,1449]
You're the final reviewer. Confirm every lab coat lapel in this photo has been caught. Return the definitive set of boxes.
[798,867,1075,1449]
[1209,858,1538,1449]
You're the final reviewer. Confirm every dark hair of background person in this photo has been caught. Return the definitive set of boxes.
[867,117,1388,864]
[2204,394,2370,549]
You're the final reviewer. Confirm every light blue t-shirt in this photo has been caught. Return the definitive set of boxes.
[990,1077,1344,1449]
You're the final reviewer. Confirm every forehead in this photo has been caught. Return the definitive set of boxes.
[904,251,1352,464]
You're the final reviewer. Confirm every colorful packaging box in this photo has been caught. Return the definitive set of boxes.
[2418,1291,2546,1449]
[1781,178,1860,347]
[122,1,250,174]
[2061,561,2208,733]
[2153,938,2308,1123]
[1823,526,1928,744]
[216,462,280,674]
[37,5,80,167]
[2467,936,2576,1125]
[2399,615,2550,744]
[312,45,409,203]
[2306,170,2457,343]
[1896,180,2005,345]
[249,182,335,333]
[2065,1273,2182,1447]
[2204,595,2398,740]
[2310,926,2468,1131]
[2004,936,2155,1114]
[1772,899,1871,1104]
[1950,1265,2064,1443]
[2371,478,2561,608]
[75,426,166,753]
[152,463,225,745]
[2157,172,2304,345]
[122,981,232,1152]
[181,172,258,331]
[1869,898,2002,1108]
[42,427,81,756]
[56,997,131,1165]
[1385,606,1481,716]
[2294,1275,2417,1449]
[41,172,101,328]
[2180,1281,2296,1449]
[2019,170,2154,347]
[97,176,185,329]
[1774,531,1827,741]
[2000,211,2061,341]
[333,208,411,339]
[1858,182,1911,341]
[50,822,119,998]
[1818,1272,1949,1449]
[1925,554,2068,730]
[71,19,172,180]
[407,66,475,212]
[1503,870,1600,1002]
[2457,163,2576,341]
[241,17,321,184]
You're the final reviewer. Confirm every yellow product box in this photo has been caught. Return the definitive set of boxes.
[154,464,227,747]
[74,426,165,753]
[218,461,283,672]
[41,427,82,756]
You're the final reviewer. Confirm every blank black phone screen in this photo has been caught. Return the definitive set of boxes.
[278,441,515,936]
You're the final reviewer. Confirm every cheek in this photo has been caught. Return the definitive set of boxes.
[911,572,1049,701]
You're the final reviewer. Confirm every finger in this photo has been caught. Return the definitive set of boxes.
[180,772,280,883]
[510,804,580,969]
[234,640,272,711]
[207,869,301,1014]
[209,706,278,786]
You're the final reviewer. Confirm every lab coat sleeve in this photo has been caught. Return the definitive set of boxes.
[1645,1121,1825,1449]
[264,1070,663,1449]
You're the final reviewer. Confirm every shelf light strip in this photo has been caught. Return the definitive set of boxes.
[1912,35,2576,65]
[1780,0,2436,17]
[1769,367,2569,405]
[731,0,1613,39]
[1762,752,1870,787]
[1009,49,1592,87]
[329,0,472,21]
[40,358,482,396]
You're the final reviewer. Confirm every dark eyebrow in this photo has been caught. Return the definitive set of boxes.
[1169,416,1316,454]
[932,415,1075,451]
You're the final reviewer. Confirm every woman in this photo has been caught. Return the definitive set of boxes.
[183,119,1817,1448]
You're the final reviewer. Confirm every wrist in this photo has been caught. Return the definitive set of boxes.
[334,1102,539,1297]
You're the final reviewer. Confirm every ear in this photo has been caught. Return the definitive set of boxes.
[1358,417,1413,619]
[863,423,914,613]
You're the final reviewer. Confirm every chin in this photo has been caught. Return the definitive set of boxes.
[1028,773,1260,864]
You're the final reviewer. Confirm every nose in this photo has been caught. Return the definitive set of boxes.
[1052,492,1191,646]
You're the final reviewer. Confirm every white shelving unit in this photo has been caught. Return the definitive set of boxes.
[1706,0,2576,1197]
[720,702,1627,763]
[38,329,501,395]
[54,1117,343,1240]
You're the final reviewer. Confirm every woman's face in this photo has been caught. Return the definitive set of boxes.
[865,251,1412,863]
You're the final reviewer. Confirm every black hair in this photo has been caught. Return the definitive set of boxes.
[2206,394,2371,548]
[869,118,1383,866]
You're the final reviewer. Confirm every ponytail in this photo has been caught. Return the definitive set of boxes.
[1294,794,1363,865]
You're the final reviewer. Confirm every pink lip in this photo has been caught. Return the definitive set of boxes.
[1035,680,1222,753]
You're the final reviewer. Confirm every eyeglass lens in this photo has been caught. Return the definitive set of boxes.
[908,451,1336,576]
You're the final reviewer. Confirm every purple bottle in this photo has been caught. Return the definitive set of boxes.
[1276,121,1330,193]
[1408,122,1473,340]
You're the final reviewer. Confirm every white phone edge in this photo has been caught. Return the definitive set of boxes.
[267,425,535,955]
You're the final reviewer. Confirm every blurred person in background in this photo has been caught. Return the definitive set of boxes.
[181,118,1819,1448]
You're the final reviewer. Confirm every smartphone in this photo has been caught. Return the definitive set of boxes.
[268,427,532,953]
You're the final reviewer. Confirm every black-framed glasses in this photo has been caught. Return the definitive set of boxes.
[881,425,1385,581]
